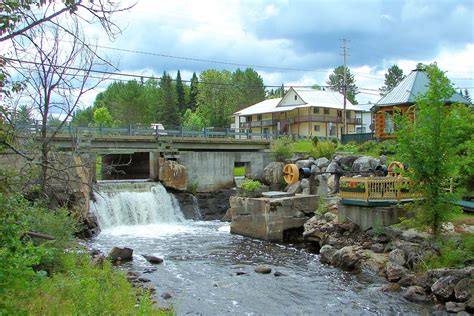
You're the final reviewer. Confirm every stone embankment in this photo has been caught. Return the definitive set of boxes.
[304,212,474,313]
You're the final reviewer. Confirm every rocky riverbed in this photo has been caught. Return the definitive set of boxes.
[303,206,474,314]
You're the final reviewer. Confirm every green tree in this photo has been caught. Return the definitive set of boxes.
[326,65,358,104]
[159,72,180,126]
[396,63,473,235]
[175,70,186,114]
[232,68,265,110]
[188,72,199,112]
[464,89,471,104]
[93,107,114,127]
[182,109,208,130]
[380,65,405,96]
[196,69,235,127]
[72,107,94,126]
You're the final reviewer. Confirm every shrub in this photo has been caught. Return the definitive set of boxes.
[311,141,336,159]
[240,179,261,191]
[272,136,293,161]
[311,136,319,147]
[421,234,474,270]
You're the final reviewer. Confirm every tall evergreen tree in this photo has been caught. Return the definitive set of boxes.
[380,65,405,96]
[232,68,265,110]
[159,72,180,126]
[188,72,199,112]
[175,70,186,114]
[326,66,358,104]
[464,89,471,104]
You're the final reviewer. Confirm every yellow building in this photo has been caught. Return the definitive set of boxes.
[233,87,363,139]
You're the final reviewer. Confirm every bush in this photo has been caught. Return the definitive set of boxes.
[311,136,319,147]
[240,179,261,191]
[272,136,293,161]
[421,234,474,270]
[311,141,336,159]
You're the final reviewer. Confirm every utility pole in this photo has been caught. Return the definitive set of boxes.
[341,38,349,134]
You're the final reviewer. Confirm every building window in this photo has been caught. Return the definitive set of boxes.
[324,108,330,115]
[313,107,319,114]
[313,125,320,132]
[337,110,342,117]
[329,125,336,136]
[384,111,394,134]
[257,114,262,121]
[294,95,298,100]
[247,116,252,122]
[356,127,366,133]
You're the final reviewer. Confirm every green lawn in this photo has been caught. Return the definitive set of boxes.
[292,140,313,153]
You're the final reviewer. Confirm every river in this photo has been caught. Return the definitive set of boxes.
[90,181,432,315]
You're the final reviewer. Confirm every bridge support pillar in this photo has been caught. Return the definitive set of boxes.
[149,151,161,181]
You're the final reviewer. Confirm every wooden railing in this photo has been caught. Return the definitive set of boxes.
[340,176,422,202]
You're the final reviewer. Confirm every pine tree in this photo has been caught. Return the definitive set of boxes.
[189,72,199,112]
[464,89,471,104]
[326,66,358,104]
[159,72,180,126]
[380,65,405,96]
[175,70,186,114]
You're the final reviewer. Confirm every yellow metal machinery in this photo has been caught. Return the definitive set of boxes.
[283,164,299,184]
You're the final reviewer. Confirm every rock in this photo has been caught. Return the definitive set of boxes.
[255,265,272,274]
[413,273,433,291]
[172,192,202,220]
[326,162,341,173]
[236,271,248,276]
[401,228,430,242]
[382,283,401,292]
[327,175,336,193]
[310,165,321,174]
[109,247,133,262]
[445,302,465,313]
[320,245,336,264]
[161,292,172,300]
[431,276,459,301]
[389,249,406,266]
[286,181,301,194]
[143,267,157,274]
[315,157,330,169]
[360,251,388,275]
[333,246,359,271]
[300,179,311,195]
[403,286,429,302]
[466,297,474,312]
[454,278,472,302]
[262,162,285,188]
[385,262,407,282]
[427,267,473,281]
[195,189,233,220]
[138,277,151,283]
[142,255,163,264]
[383,227,402,239]
[371,243,385,253]
[222,208,232,222]
[351,156,381,173]
[399,274,416,287]
[159,160,187,191]
[295,159,315,169]
[338,156,360,171]
[274,271,286,277]
[379,155,387,165]
[323,212,336,222]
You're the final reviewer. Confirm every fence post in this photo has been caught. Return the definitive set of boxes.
[225,128,229,138]
[246,130,249,139]
[128,123,132,136]
[180,126,184,137]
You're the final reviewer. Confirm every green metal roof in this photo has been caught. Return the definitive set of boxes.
[375,69,471,107]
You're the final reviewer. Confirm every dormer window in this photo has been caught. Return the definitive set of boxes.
[294,95,297,100]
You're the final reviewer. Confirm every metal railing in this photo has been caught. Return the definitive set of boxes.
[341,132,375,144]
[339,176,422,202]
[240,116,361,128]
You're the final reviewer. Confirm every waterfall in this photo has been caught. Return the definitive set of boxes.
[90,181,185,228]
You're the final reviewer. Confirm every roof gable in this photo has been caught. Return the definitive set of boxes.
[277,87,306,107]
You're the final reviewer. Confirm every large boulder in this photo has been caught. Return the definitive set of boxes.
[109,247,133,262]
[262,162,285,188]
[332,246,360,271]
[351,156,381,173]
[286,181,302,194]
[455,278,473,302]
[336,155,360,171]
[403,286,429,302]
[432,276,460,301]
[445,302,466,313]
[385,262,407,282]
[389,248,406,266]
[159,160,187,191]
[314,157,330,169]
[295,159,315,169]
[320,245,336,264]
[326,162,341,173]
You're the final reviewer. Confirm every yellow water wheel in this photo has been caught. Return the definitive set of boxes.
[283,164,299,184]
[388,161,404,176]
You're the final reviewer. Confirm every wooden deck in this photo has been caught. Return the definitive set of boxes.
[340,176,422,206]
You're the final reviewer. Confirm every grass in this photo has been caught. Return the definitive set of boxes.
[292,140,313,153]
[234,166,245,177]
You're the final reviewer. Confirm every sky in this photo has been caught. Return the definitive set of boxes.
[4,0,474,108]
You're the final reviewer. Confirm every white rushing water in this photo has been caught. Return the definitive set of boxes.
[90,181,184,228]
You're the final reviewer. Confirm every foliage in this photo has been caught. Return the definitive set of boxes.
[175,70,186,114]
[311,141,336,160]
[234,166,245,177]
[93,107,115,128]
[232,68,265,111]
[182,109,208,130]
[240,179,261,191]
[379,65,405,96]
[187,180,199,195]
[315,196,329,217]
[266,85,285,99]
[311,136,319,147]
[326,65,358,104]
[395,63,473,235]
[188,72,199,112]
[421,234,474,270]
[271,136,294,161]
[159,72,180,126]
[72,107,94,127]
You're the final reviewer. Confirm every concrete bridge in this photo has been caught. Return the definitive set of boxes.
[27,132,273,192]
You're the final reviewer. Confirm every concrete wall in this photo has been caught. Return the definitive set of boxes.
[178,151,272,192]
[338,204,407,231]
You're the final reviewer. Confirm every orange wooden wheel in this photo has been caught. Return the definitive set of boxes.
[283,164,299,184]
[388,161,404,176]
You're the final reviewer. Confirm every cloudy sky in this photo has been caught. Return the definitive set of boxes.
[8,0,474,107]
